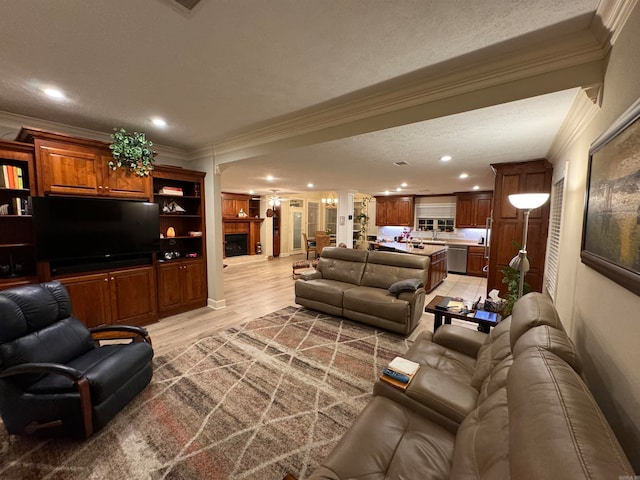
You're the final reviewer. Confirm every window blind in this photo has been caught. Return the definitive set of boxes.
[545,178,564,300]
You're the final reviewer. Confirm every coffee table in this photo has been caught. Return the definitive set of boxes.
[425,295,500,333]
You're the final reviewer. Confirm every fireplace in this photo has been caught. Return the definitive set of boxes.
[225,233,248,257]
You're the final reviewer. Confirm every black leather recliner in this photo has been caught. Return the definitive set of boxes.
[0,281,154,437]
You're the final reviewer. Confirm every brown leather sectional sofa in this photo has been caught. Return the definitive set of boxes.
[294,247,430,335]
[308,292,635,479]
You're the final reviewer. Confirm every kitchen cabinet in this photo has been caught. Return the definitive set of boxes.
[375,196,414,226]
[16,128,151,199]
[467,245,488,277]
[487,159,552,295]
[157,258,207,315]
[455,192,493,228]
[425,248,448,292]
[60,266,157,327]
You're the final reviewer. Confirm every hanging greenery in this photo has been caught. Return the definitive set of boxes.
[108,128,155,177]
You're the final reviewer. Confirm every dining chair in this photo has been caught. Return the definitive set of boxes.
[302,233,317,259]
[314,234,331,257]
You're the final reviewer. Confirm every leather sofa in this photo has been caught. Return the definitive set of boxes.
[294,247,430,335]
[308,293,635,479]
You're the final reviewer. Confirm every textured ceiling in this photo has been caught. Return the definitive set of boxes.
[0,0,601,195]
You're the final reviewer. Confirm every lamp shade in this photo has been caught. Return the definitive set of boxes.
[508,193,549,210]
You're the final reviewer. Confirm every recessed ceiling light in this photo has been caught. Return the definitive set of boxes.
[401,182,407,187]
[249,190,255,194]
[152,117,167,127]
[396,187,402,192]
[459,173,469,179]
[307,183,314,188]
[266,175,274,181]
[473,185,480,190]
[43,88,65,99]
[384,190,390,195]
[440,155,452,162]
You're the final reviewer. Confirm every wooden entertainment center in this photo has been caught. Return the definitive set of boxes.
[0,128,208,326]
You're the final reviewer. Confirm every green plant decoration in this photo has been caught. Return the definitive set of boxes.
[108,128,155,177]
[500,241,532,317]
[355,195,371,240]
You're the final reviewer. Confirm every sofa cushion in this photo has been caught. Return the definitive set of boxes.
[317,247,368,285]
[26,342,153,404]
[360,250,429,289]
[308,396,454,480]
[476,355,513,405]
[388,278,424,295]
[510,292,565,348]
[508,348,634,478]
[343,286,410,325]
[404,338,476,385]
[295,279,357,308]
[513,324,582,373]
[469,317,512,390]
[450,387,510,480]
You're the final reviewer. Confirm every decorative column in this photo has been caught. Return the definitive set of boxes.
[336,191,355,248]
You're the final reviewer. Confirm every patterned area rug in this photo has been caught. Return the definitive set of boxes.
[0,306,413,479]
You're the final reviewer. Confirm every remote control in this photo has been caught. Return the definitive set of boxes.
[382,367,410,383]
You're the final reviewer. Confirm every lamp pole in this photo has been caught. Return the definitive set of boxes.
[517,209,531,299]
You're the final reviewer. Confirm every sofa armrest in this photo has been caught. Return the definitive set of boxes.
[432,325,487,358]
[300,270,322,281]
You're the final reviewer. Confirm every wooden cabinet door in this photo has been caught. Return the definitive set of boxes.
[467,246,487,277]
[109,266,157,325]
[103,155,152,199]
[222,198,237,218]
[397,197,414,226]
[157,262,183,312]
[375,199,388,225]
[474,196,493,227]
[36,142,100,196]
[456,197,474,227]
[183,260,207,305]
[60,273,111,328]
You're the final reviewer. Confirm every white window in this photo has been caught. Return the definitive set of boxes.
[545,178,564,300]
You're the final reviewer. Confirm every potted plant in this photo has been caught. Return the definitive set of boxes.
[108,128,155,177]
[500,241,532,316]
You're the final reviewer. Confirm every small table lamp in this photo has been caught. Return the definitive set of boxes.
[508,193,550,299]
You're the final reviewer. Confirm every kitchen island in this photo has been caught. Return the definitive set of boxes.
[370,241,448,292]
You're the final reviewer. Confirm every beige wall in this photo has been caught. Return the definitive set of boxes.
[551,4,640,469]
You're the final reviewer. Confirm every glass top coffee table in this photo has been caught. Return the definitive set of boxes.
[425,295,501,333]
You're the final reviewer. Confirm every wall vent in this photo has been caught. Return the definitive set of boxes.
[393,161,409,166]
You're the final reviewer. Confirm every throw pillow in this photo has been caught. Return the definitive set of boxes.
[388,278,424,295]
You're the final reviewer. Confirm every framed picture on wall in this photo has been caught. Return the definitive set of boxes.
[581,97,640,296]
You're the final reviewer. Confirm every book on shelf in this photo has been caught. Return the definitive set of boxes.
[159,186,184,196]
[12,197,27,216]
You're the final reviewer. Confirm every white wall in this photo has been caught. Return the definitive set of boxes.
[551,4,640,469]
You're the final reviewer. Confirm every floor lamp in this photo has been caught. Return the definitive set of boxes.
[508,193,550,299]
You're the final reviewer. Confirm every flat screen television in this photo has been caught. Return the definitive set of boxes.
[32,196,160,262]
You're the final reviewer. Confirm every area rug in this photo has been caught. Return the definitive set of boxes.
[0,306,414,479]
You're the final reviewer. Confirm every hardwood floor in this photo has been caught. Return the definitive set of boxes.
[147,254,487,356]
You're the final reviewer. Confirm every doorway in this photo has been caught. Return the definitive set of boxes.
[290,200,303,252]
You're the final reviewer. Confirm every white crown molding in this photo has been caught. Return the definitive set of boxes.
[591,0,639,52]
[214,29,606,163]
[0,110,190,163]
[546,86,601,161]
